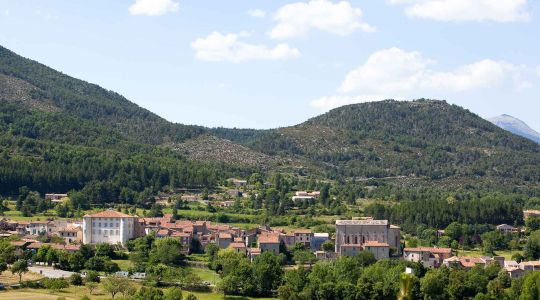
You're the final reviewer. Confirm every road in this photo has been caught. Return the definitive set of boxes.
[29,266,75,279]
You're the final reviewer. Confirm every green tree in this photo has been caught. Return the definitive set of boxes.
[321,240,334,252]
[252,252,284,296]
[163,286,183,300]
[11,259,28,283]
[149,238,184,266]
[43,278,69,292]
[421,268,449,300]
[69,273,83,286]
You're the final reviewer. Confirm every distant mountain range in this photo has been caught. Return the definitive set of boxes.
[488,115,540,144]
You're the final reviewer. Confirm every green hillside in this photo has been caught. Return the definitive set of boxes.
[238,100,540,188]
[2,44,540,204]
[0,46,246,204]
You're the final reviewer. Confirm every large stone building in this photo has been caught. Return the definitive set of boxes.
[82,210,137,246]
[335,219,401,259]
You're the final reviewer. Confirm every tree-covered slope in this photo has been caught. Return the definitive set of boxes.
[0,46,244,204]
[0,45,204,145]
[244,100,540,186]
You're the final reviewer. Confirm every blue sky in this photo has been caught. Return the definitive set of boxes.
[1,0,539,130]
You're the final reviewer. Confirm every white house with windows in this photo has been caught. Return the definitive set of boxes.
[82,210,137,245]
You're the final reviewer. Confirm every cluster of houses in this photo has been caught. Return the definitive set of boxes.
[403,246,538,279]
[7,205,540,280]
[2,209,405,263]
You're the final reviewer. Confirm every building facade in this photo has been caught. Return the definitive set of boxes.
[335,219,401,259]
[82,210,137,246]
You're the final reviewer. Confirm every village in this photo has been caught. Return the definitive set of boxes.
[2,189,540,284]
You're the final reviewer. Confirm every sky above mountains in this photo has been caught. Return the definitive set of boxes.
[0,0,539,130]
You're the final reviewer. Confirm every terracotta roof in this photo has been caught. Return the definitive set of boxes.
[404,247,452,254]
[293,229,313,234]
[84,210,135,218]
[219,233,233,239]
[230,242,246,248]
[64,244,80,251]
[29,221,51,224]
[363,241,390,247]
[250,248,261,254]
[157,229,170,236]
[10,241,28,247]
[521,261,540,267]
[27,242,43,249]
[460,257,486,268]
[258,233,280,244]
[58,227,80,233]
[171,232,191,238]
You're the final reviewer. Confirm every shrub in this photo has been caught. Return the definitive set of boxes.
[84,270,100,283]
[70,273,83,285]
[43,278,69,291]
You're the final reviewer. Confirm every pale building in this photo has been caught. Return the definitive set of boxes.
[496,224,518,234]
[335,219,401,259]
[293,229,313,248]
[524,210,540,220]
[258,232,280,255]
[403,247,453,268]
[82,210,137,246]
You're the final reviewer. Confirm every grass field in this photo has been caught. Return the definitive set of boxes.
[111,259,134,271]
[457,249,523,260]
[0,271,43,285]
[0,287,277,300]
[188,267,221,285]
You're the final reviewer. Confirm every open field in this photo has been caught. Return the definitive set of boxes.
[0,287,278,300]
[188,267,221,285]
[457,249,523,260]
[0,271,43,285]
[111,259,134,271]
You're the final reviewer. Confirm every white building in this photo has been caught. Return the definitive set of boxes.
[82,210,137,246]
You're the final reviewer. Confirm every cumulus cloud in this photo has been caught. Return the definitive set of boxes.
[389,0,530,22]
[129,0,179,16]
[270,0,375,39]
[247,9,266,18]
[311,47,527,111]
[191,32,300,63]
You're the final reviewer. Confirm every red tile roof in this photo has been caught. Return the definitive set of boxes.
[230,242,246,248]
[258,233,280,244]
[460,257,486,268]
[363,241,389,247]
[85,210,135,218]
[404,247,452,254]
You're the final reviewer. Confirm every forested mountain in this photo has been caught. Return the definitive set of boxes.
[488,114,540,144]
[2,44,540,204]
[228,100,540,188]
[0,46,245,205]
[0,46,204,145]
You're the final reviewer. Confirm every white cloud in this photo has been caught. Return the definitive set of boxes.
[129,0,179,16]
[270,0,375,39]
[389,0,530,22]
[247,9,266,18]
[191,32,300,63]
[311,47,527,111]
